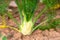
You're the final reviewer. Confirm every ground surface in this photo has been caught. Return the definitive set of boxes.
[0,1,60,40]
[0,28,60,40]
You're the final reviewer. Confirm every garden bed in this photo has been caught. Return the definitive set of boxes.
[0,0,60,40]
[0,6,60,40]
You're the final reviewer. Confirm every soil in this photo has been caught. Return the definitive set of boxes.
[0,1,60,40]
[0,28,60,40]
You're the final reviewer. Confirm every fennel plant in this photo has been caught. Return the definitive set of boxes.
[14,0,46,35]
[7,0,60,35]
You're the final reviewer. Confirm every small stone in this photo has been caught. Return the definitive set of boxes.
[9,1,17,8]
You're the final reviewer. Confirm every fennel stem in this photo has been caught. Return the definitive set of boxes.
[15,0,23,24]
[33,6,47,24]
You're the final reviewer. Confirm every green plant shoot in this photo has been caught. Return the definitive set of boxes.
[7,0,60,35]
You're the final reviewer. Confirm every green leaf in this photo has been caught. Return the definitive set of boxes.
[0,0,10,15]
[15,0,39,21]
[50,18,60,28]
[42,0,58,8]
[46,10,56,23]
[2,36,7,40]
[15,0,23,23]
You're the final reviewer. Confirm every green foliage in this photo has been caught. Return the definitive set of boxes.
[0,0,10,15]
[49,18,60,28]
[0,0,8,37]
[38,18,60,30]
[15,0,39,21]
[0,32,7,40]
[3,0,60,35]
[2,36,7,40]
[46,10,56,22]
[40,0,58,8]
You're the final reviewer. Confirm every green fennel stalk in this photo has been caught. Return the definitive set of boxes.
[7,0,60,35]
[15,0,39,35]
